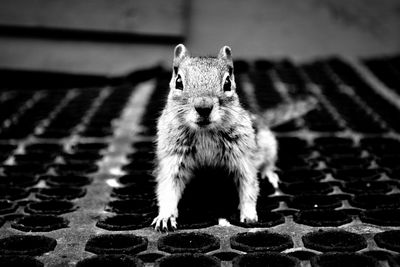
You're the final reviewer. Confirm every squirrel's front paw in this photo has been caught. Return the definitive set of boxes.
[240,205,258,223]
[151,214,177,232]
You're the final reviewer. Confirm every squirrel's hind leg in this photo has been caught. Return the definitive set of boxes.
[261,167,280,189]
[255,127,280,189]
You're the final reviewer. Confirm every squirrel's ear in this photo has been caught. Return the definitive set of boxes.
[218,46,233,63]
[173,44,189,67]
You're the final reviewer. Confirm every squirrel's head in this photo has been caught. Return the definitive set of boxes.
[168,44,241,129]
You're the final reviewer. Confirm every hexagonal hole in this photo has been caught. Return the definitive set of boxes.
[311,252,378,267]
[360,137,400,152]
[62,151,103,164]
[158,232,220,254]
[118,172,155,186]
[52,163,98,175]
[333,168,382,182]
[155,253,220,267]
[377,155,400,169]
[326,156,371,169]
[0,200,18,214]
[0,144,17,153]
[230,231,293,252]
[72,142,108,152]
[96,214,150,231]
[342,181,392,194]
[374,230,400,253]
[0,186,30,200]
[25,143,63,153]
[12,215,69,232]
[14,153,56,164]
[360,209,400,226]
[350,194,400,209]
[43,175,92,187]
[289,195,342,210]
[318,145,361,157]
[0,175,40,187]
[302,230,367,252]
[280,169,326,183]
[280,182,333,195]
[3,163,48,176]
[76,254,143,267]
[232,252,300,267]
[85,234,148,254]
[294,210,352,227]
[362,250,394,261]
[25,200,77,215]
[0,256,43,267]
[0,235,56,255]
[36,187,86,200]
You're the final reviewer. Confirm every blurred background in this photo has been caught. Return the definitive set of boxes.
[0,0,399,76]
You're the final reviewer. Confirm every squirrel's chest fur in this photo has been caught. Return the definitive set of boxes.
[156,109,258,169]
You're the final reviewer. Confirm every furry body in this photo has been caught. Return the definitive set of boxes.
[152,45,305,231]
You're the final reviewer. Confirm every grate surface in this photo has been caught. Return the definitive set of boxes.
[0,56,400,266]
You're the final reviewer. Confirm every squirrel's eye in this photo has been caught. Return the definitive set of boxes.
[175,74,183,90]
[223,76,231,92]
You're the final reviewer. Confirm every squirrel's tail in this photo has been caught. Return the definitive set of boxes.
[260,96,318,127]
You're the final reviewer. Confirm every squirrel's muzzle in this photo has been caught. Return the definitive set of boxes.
[194,97,214,118]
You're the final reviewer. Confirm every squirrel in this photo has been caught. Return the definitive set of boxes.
[151,44,316,231]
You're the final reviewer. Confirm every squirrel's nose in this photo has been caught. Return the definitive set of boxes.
[194,97,214,118]
[195,106,213,118]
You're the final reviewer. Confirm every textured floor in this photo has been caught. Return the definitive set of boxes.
[0,56,400,266]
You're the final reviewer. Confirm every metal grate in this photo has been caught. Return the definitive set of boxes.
[0,56,399,266]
